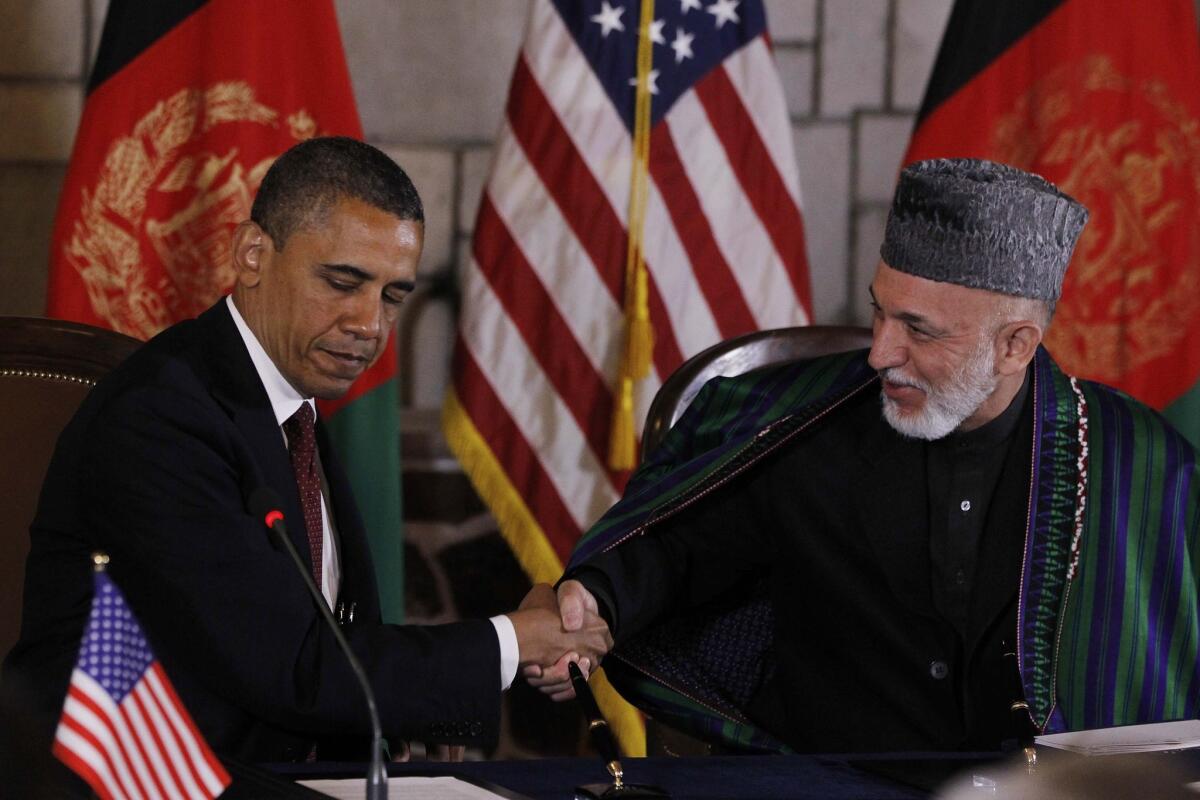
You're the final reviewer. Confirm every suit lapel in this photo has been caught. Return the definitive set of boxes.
[315,419,378,620]
[199,301,313,573]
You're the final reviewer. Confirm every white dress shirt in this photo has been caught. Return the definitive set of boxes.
[226,297,518,688]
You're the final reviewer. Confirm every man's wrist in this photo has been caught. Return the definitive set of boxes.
[489,614,519,690]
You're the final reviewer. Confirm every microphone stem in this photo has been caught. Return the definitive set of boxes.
[271,526,387,800]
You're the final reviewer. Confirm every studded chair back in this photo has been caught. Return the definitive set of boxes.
[0,317,142,660]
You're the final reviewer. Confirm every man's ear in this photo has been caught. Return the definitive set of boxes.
[995,319,1043,377]
[232,220,271,288]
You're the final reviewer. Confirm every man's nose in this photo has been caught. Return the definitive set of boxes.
[342,295,383,339]
[867,319,905,372]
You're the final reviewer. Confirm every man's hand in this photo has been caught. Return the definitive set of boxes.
[390,741,465,762]
[556,579,601,632]
[425,744,465,762]
[520,580,607,701]
[509,582,611,701]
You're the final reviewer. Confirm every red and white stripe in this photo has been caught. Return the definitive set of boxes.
[453,0,811,565]
[53,666,229,800]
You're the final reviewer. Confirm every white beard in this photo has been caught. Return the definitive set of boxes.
[880,342,998,441]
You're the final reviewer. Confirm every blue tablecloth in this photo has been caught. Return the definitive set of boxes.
[280,753,1008,799]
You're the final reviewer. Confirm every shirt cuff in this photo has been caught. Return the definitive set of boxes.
[490,614,519,690]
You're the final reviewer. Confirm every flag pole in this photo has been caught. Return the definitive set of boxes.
[608,0,657,471]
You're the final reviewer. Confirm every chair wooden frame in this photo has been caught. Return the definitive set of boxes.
[0,317,143,382]
[642,325,873,458]
[0,317,142,661]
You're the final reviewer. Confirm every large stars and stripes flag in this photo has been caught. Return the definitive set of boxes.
[52,569,230,800]
[903,0,1200,444]
[443,0,811,753]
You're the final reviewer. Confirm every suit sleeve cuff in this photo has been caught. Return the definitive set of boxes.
[490,614,519,690]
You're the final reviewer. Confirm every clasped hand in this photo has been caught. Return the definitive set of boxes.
[508,580,610,701]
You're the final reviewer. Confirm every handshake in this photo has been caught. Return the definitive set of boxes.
[508,580,610,701]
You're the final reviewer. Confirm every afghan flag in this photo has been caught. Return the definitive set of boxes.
[904,0,1200,444]
[46,0,406,621]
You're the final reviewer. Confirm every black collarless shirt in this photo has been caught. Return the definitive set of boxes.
[928,373,1030,640]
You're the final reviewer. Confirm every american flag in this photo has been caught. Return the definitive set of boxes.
[52,570,230,800]
[443,0,810,750]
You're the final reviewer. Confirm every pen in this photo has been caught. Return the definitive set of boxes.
[569,661,624,789]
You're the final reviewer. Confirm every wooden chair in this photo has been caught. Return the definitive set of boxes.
[642,325,873,457]
[0,317,142,661]
[638,324,872,755]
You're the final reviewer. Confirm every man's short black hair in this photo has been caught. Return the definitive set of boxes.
[251,136,424,249]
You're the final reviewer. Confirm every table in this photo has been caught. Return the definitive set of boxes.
[275,752,1011,799]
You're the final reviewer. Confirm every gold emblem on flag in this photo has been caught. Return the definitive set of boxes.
[64,81,316,339]
[992,55,1200,385]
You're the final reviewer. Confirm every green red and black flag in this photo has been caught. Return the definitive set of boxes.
[904,0,1200,444]
[46,0,407,620]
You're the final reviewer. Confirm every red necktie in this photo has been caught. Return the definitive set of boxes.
[282,403,323,587]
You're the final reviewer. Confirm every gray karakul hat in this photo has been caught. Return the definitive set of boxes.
[880,158,1089,301]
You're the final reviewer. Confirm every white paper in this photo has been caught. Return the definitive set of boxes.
[1036,719,1200,755]
[298,775,511,799]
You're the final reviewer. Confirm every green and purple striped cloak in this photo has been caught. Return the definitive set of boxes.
[569,347,1200,751]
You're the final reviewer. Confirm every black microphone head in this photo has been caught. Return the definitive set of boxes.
[248,487,284,525]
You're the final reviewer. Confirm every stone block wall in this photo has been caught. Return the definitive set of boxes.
[4,0,1200,401]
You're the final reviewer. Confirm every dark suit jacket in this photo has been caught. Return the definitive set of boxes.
[3,300,500,762]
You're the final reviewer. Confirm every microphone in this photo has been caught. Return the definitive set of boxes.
[248,488,387,800]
